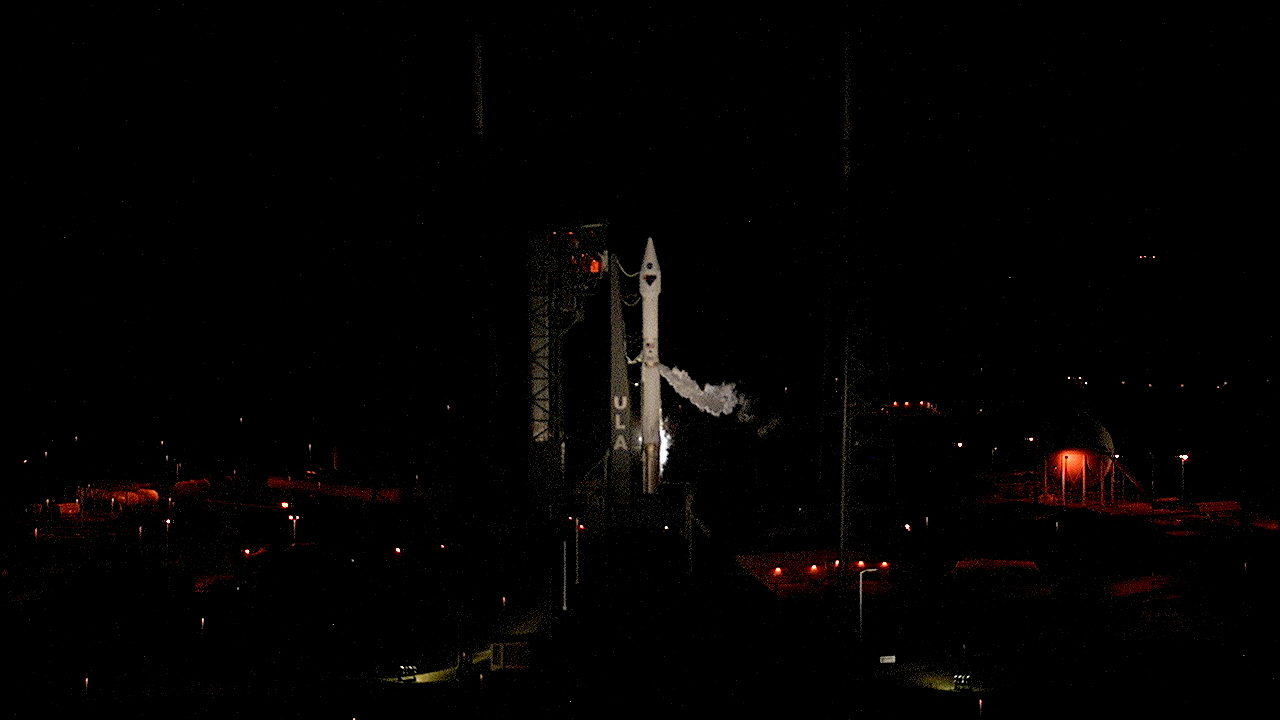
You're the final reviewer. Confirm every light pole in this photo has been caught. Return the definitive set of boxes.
[1061,454,1068,506]
[858,562,888,643]
[1082,454,1088,506]
[1112,454,1120,504]
[858,568,876,643]
[288,515,299,544]
[1178,455,1189,499]
[575,522,584,584]
[567,517,577,586]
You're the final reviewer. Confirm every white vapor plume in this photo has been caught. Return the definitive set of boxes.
[660,365,740,416]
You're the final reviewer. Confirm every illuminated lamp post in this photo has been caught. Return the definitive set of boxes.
[1061,454,1068,507]
[1081,454,1088,506]
[571,518,584,585]
[858,561,889,643]
[1178,455,1189,499]
[576,522,586,584]
[1111,454,1119,504]
[288,515,299,544]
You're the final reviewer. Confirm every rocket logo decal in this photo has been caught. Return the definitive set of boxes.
[613,395,628,430]
[611,394,627,445]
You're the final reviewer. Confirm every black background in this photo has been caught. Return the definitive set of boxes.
[10,8,1272,503]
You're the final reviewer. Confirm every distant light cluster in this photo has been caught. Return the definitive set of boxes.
[885,401,939,413]
[770,559,890,577]
[1084,377,1236,390]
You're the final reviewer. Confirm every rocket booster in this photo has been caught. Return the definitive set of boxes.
[640,238,662,494]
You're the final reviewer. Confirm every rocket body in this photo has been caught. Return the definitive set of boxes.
[639,237,662,494]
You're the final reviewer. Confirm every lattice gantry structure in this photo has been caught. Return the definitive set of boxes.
[528,223,607,506]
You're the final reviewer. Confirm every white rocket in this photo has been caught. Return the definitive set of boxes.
[639,237,662,494]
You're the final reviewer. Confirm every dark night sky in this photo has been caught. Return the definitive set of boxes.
[10,8,1272,487]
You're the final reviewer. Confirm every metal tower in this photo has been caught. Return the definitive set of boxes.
[527,223,607,509]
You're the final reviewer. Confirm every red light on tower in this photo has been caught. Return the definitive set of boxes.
[879,561,890,569]
[856,560,866,569]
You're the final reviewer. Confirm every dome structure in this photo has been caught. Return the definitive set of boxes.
[1046,412,1115,457]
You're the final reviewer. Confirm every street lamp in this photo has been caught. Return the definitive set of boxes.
[1178,454,1189,499]
[288,515,299,544]
[1061,454,1068,506]
[859,562,889,643]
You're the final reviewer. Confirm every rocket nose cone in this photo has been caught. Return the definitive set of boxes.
[643,238,660,271]
[641,237,661,292]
